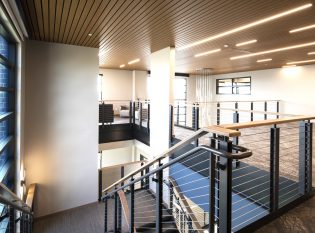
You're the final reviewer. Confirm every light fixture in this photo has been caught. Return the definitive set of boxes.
[289,24,315,33]
[194,49,221,57]
[287,59,315,65]
[128,58,140,65]
[282,65,297,68]
[177,3,312,51]
[119,64,125,68]
[236,39,257,47]
[230,41,315,60]
[257,58,272,63]
[88,33,93,36]
[308,51,315,55]
[223,44,229,48]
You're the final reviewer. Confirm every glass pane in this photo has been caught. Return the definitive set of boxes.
[0,64,9,88]
[0,35,9,59]
[218,86,232,94]
[0,119,8,141]
[0,91,8,113]
[174,78,187,101]
[238,86,251,94]
[218,79,232,86]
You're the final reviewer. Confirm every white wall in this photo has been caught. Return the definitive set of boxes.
[212,64,315,115]
[24,40,99,217]
[101,146,134,167]
[134,70,149,100]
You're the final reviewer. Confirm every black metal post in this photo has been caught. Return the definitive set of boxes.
[114,190,118,233]
[251,102,254,121]
[264,101,267,120]
[276,101,280,119]
[129,178,135,233]
[209,138,216,233]
[169,105,174,146]
[118,167,124,231]
[218,138,232,233]
[98,169,102,202]
[20,213,25,233]
[176,103,180,125]
[104,196,108,233]
[233,106,240,168]
[8,206,15,233]
[299,121,313,195]
[270,125,280,212]
[132,102,136,124]
[192,105,196,128]
[139,102,143,130]
[156,160,163,233]
[217,102,220,125]
[147,103,150,132]
[129,101,132,124]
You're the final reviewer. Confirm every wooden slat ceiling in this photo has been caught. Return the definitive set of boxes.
[18,0,315,74]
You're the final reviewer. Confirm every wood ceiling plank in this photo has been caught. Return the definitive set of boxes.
[60,0,80,42]
[25,0,41,40]
[48,0,56,42]
[33,0,45,40]
[57,0,72,42]
[20,0,36,38]
[41,0,50,41]
[53,0,64,42]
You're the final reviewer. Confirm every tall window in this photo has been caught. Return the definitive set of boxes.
[174,76,187,126]
[0,21,17,192]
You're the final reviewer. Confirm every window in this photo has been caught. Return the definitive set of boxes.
[174,76,187,126]
[0,19,17,192]
[216,77,251,95]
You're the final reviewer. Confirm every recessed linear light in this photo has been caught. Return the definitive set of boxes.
[308,51,315,55]
[287,59,315,65]
[120,64,125,68]
[177,3,312,51]
[230,41,315,60]
[88,33,93,36]
[282,65,297,68]
[236,39,257,47]
[289,24,315,33]
[128,58,140,65]
[257,58,272,63]
[194,49,221,57]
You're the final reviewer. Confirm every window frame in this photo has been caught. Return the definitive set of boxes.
[216,76,251,95]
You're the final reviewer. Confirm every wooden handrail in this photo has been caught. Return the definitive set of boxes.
[117,190,137,233]
[221,116,315,130]
[217,107,296,117]
[169,178,203,233]
[102,126,239,193]
[99,160,147,171]
[26,183,36,210]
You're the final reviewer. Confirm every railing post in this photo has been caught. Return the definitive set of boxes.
[176,103,180,125]
[8,206,15,233]
[156,160,163,233]
[129,178,135,233]
[233,103,240,168]
[218,137,232,233]
[129,101,132,124]
[104,195,108,233]
[147,103,150,133]
[118,167,124,231]
[264,101,268,120]
[217,102,220,125]
[132,102,136,124]
[250,102,254,121]
[169,105,174,146]
[299,121,313,195]
[209,138,216,233]
[98,169,102,202]
[276,101,280,119]
[114,188,118,233]
[139,102,143,129]
[20,213,25,233]
[270,125,280,212]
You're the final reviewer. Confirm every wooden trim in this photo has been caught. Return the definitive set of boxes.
[169,178,203,233]
[221,116,315,130]
[117,190,137,233]
[206,125,241,137]
[99,160,147,171]
[26,183,36,210]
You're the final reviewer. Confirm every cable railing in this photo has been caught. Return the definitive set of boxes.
[101,115,314,233]
[0,182,35,233]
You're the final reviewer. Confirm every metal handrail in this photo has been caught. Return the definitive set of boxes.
[0,182,32,214]
[103,143,252,199]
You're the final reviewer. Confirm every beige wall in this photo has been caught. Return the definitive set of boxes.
[134,70,148,100]
[24,40,99,217]
[213,64,315,115]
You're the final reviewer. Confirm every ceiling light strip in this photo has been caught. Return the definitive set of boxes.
[290,24,315,33]
[282,65,297,68]
[308,51,315,55]
[287,59,315,65]
[177,3,312,51]
[119,64,125,68]
[128,58,140,65]
[230,41,315,60]
[236,40,257,47]
[257,58,272,63]
[194,49,221,57]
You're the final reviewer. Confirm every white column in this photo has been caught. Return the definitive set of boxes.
[149,47,175,156]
